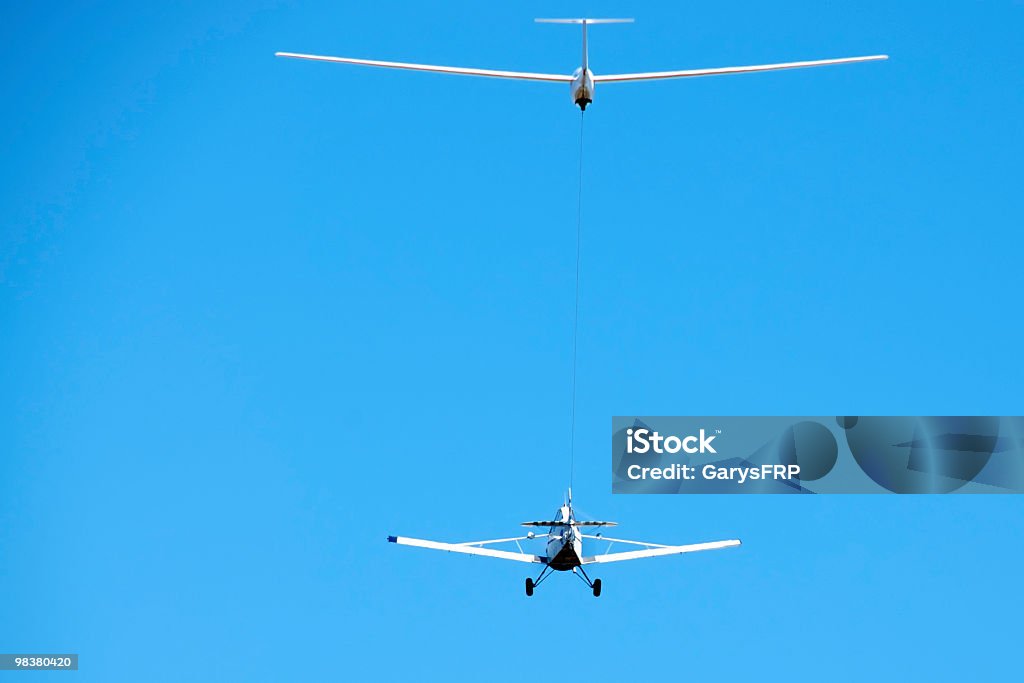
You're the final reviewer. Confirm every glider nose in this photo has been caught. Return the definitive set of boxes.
[571,68,595,110]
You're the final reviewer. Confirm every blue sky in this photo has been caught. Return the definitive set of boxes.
[2,1,1022,680]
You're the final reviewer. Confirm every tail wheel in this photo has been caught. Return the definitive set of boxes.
[592,578,602,597]
[525,578,535,597]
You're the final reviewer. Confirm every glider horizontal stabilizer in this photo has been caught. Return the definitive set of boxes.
[535,18,634,25]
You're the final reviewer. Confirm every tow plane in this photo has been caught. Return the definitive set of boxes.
[387,489,740,596]
[277,17,887,110]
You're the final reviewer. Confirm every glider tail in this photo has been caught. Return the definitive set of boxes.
[535,18,634,71]
[534,18,635,24]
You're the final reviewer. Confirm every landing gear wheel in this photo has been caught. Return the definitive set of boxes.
[525,578,535,597]
[592,579,602,597]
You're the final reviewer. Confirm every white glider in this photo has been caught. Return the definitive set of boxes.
[277,17,887,110]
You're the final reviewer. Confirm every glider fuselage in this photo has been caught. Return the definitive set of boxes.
[570,67,595,110]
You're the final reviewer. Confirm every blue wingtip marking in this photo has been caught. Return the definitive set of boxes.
[387,535,397,543]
